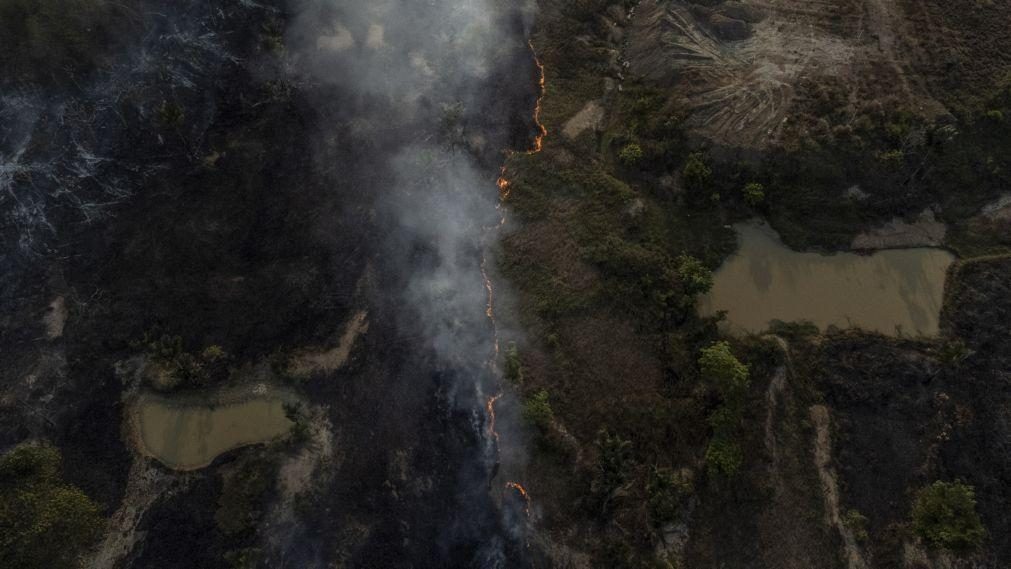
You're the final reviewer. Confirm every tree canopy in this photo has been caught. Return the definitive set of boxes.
[699,341,750,400]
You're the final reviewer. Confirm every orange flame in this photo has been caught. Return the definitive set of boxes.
[527,40,547,155]
[478,40,546,519]
[506,481,531,516]
[497,169,511,195]
[486,393,502,439]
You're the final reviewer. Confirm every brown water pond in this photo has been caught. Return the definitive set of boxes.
[700,221,955,336]
[134,389,293,470]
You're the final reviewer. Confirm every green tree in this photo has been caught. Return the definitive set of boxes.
[699,342,751,479]
[0,444,104,569]
[522,389,554,430]
[742,182,766,207]
[698,341,750,400]
[911,480,986,554]
[676,253,713,297]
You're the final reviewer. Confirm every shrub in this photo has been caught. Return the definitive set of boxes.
[0,444,104,569]
[876,149,905,164]
[937,339,971,368]
[504,343,523,384]
[592,429,632,506]
[911,480,986,554]
[215,458,276,536]
[984,109,1004,123]
[156,101,185,129]
[522,389,554,430]
[283,402,311,444]
[682,152,712,193]
[646,466,692,527]
[742,182,766,207]
[618,143,644,167]
[843,509,870,542]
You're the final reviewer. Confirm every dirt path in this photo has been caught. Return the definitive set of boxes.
[763,336,791,472]
[86,459,178,568]
[810,404,870,569]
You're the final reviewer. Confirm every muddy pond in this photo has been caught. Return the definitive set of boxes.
[133,389,293,470]
[700,221,955,336]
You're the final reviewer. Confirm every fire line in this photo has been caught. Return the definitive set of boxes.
[481,37,547,523]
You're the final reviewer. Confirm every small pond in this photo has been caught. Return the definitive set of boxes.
[700,221,955,336]
[134,392,292,470]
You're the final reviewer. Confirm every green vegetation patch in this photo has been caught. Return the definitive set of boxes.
[0,444,104,569]
[911,480,986,554]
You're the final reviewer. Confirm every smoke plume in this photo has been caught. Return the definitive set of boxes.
[284,0,536,565]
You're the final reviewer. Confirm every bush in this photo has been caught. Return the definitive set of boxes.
[911,480,986,554]
[705,437,743,478]
[646,466,692,527]
[618,143,644,167]
[522,389,554,430]
[937,339,971,368]
[141,332,231,390]
[592,429,632,509]
[0,444,104,569]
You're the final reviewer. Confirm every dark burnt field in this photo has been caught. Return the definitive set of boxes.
[0,0,541,568]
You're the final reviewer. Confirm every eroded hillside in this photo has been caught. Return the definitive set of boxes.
[624,0,1010,149]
